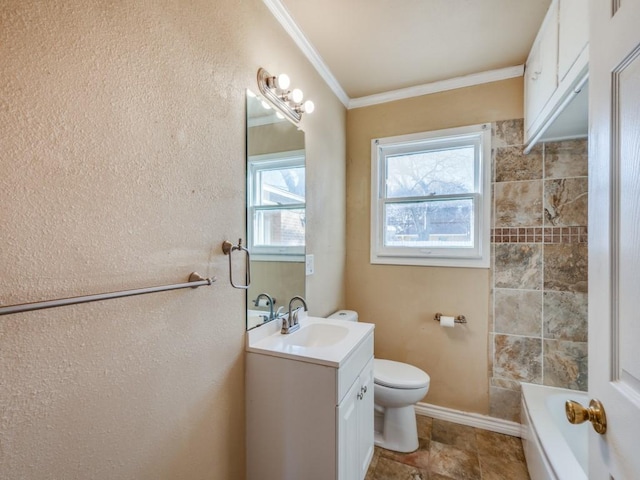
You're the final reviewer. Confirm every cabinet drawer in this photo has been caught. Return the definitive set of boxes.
[337,333,373,404]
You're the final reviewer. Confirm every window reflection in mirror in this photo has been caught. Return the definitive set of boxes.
[246,90,306,330]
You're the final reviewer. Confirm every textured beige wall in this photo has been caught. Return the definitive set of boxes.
[346,78,523,414]
[0,1,346,479]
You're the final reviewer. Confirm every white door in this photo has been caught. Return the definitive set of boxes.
[589,0,640,478]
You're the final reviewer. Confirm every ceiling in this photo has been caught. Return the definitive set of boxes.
[270,0,552,106]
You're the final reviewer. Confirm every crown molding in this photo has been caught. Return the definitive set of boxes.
[262,0,350,107]
[348,65,525,109]
[262,0,525,111]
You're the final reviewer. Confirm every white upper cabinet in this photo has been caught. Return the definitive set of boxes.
[524,0,589,147]
[558,0,588,81]
[525,0,559,136]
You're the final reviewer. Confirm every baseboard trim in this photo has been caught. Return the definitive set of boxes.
[414,402,522,438]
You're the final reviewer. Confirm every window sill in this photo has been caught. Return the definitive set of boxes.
[370,254,490,269]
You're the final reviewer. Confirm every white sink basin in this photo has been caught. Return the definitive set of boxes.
[284,323,349,348]
[246,315,374,367]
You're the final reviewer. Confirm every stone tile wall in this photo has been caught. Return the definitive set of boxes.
[489,120,588,422]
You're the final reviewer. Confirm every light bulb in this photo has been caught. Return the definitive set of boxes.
[261,100,271,110]
[291,88,304,104]
[275,112,285,120]
[276,73,290,90]
[303,100,315,114]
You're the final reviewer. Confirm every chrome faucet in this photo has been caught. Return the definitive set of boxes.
[254,293,274,322]
[282,296,308,334]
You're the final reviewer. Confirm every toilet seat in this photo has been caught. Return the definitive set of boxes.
[374,359,430,390]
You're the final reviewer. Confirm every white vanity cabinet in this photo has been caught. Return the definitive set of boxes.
[524,0,588,146]
[246,328,374,480]
[338,357,374,480]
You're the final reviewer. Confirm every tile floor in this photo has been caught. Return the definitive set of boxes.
[365,416,530,480]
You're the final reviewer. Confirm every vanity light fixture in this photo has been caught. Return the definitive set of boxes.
[257,67,315,123]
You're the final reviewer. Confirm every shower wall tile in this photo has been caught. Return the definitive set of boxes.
[544,243,588,293]
[495,181,543,227]
[491,226,587,244]
[544,177,588,226]
[495,146,543,182]
[544,139,588,179]
[494,244,542,290]
[494,334,542,383]
[490,377,521,391]
[494,289,542,336]
[492,119,524,147]
[543,339,588,391]
[489,386,521,422]
[488,333,494,378]
[543,291,588,342]
[491,147,497,183]
[489,122,589,414]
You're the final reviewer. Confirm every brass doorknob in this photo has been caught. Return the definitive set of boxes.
[565,399,607,434]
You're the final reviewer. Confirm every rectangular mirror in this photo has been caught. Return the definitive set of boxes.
[245,89,306,330]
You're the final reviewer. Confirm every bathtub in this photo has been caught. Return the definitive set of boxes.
[520,383,588,480]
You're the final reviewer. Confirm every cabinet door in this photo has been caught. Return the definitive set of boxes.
[525,0,559,134]
[337,378,360,480]
[558,0,588,81]
[525,39,542,134]
[357,360,375,480]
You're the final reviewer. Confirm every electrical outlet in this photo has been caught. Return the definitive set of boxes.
[305,254,315,275]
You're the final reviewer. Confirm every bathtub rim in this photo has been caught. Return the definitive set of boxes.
[521,382,588,480]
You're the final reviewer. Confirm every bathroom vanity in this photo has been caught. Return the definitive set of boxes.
[245,316,374,480]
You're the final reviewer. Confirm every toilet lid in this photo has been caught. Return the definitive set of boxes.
[374,359,430,390]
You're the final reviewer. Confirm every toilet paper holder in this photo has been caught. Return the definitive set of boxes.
[434,313,467,324]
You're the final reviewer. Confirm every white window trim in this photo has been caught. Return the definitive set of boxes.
[370,124,491,268]
[248,150,305,262]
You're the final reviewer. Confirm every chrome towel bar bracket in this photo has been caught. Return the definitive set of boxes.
[222,238,251,290]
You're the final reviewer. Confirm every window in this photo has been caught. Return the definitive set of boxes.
[371,124,490,268]
[248,150,305,261]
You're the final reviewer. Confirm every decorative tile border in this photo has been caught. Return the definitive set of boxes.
[491,226,587,244]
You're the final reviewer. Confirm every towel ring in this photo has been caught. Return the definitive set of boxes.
[222,239,251,289]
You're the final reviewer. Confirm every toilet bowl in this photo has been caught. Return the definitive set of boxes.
[327,310,431,453]
[373,359,430,452]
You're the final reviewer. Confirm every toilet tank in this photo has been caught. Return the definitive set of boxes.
[328,310,358,322]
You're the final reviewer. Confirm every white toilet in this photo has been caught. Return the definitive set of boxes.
[327,310,430,453]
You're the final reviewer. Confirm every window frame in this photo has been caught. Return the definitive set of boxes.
[370,124,491,268]
[247,150,306,262]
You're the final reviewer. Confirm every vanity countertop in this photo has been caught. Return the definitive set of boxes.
[246,314,374,368]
